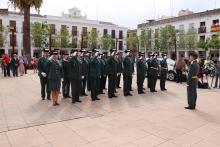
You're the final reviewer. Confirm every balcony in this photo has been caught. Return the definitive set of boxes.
[198,27,206,33]
[211,24,219,32]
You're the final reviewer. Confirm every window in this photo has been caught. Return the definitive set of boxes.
[189,23,194,29]
[119,41,123,50]
[213,19,219,25]
[119,30,123,39]
[103,29,108,35]
[9,20,16,32]
[72,37,77,48]
[61,25,67,32]
[111,30,115,38]
[200,36,205,41]
[50,24,56,34]
[82,27,87,35]
[92,28,97,32]
[200,22,206,27]
[10,34,16,46]
[72,26,77,36]
[179,24,184,31]
[155,29,159,37]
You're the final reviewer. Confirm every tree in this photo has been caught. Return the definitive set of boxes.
[88,29,98,49]
[127,33,138,50]
[101,34,112,51]
[31,22,42,47]
[185,29,198,50]
[178,31,186,50]
[9,0,43,56]
[60,27,70,48]
[207,34,220,49]
[139,27,152,51]
[0,25,9,47]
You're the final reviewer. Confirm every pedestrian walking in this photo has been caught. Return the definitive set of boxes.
[18,56,25,76]
[174,55,186,83]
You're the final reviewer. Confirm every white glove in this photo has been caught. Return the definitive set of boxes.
[95,52,99,56]
[117,73,120,76]
[81,76,85,79]
[41,72,47,77]
[61,78,64,82]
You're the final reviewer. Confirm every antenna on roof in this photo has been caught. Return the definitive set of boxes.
[96,4,99,21]
[214,0,217,9]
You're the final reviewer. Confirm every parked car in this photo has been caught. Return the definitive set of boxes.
[145,57,187,81]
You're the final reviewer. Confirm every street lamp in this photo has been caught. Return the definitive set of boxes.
[9,26,15,56]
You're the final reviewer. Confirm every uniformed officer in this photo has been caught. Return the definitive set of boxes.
[106,49,118,98]
[37,48,51,100]
[47,51,63,106]
[160,53,168,91]
[99,53,107,94]
[80,49,89,96]
[62,53,70,98]
[69,49,82,103]
[137,52,147,94]
[86,51,92,91]
[147,53,153,89]
[100,52,107,91]
[116,52,123,89]
[89,49,101,101]
[123,50,133,96]
[149,53,159,92]
[185,52,199,110]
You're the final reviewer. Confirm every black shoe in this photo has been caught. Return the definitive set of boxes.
[161,89,167,91]
[72,100,75,103]
[53,103,56,106]
[100,92,105,94]
[213,87,217,88]
[42,97,45,100]
[108,96,113,98]
[55,102,60,106]
[112,95,118,98]
[184,106,195,110]
[92,99,96,101]
[96,98,101,100]
[128,93,133,96]
[138,91,145,94]
[76,100,82,103]
[47,97,51,100]
[124,94,128,97]
[117,86,122,89]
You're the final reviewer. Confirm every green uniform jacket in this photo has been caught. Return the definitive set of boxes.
[106,56,117,76]
[187,61,199,86]
[48,60,63,80]
[149,58,159,75]
[68,56,82,80]
[160,59,168,75]
[123,56,133,76]
[81,56,89,77]
[137,60,147,78]
[37,57,50,77]
[62,59,69,79]
[89,56,101,78]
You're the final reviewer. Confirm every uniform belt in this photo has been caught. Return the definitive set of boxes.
[151,67,158,70]
[191,76,198,79]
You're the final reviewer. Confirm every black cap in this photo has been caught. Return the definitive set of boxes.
[153,53,158,56]
[80,49,87,52]
[110,49,117,53]
[71,49,78,54]
[124,50,131,53]
[43,48,49,52]
[64,52,69,55]
[92,49,99,52]
[162,53,167,57]
[139,52,145,56]
[189,52,198,59]
[52,51,58,55]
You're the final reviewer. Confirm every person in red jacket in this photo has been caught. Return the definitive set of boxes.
[2,54,11,77]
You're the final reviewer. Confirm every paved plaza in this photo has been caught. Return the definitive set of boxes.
[0,72,220,147]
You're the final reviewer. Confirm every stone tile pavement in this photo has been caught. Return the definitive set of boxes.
[0,72,220,147]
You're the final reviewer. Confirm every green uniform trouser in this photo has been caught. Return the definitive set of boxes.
[187,80,197,108]
[160,74,167,90]
[90,77,100,100]
[137,76,145,93]
[149,74,157,91]
[123,75,132,95]
[108,74,116,96]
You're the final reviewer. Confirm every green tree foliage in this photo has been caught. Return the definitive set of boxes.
[207,34,220,49]
[101,34,112,51]
[31,22,42,47]
[127,33,138,50]
[9,0,43,56]
[178,31,186,50]
[88,29,98,49]
[139,27,152,50]
[0,25,8,47]
[60,27,70,48]
[160,25,177,51]
[185,29,198,50]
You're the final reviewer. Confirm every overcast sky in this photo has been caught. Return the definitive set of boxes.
[1,0,220,29]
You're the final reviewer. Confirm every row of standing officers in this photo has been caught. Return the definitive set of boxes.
[37,48,168,105]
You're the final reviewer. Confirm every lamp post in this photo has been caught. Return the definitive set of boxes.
[116,38,118,50]
[9,26,15,56]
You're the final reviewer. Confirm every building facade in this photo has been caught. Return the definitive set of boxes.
[138,8,220,59]
[0,7,127,57]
